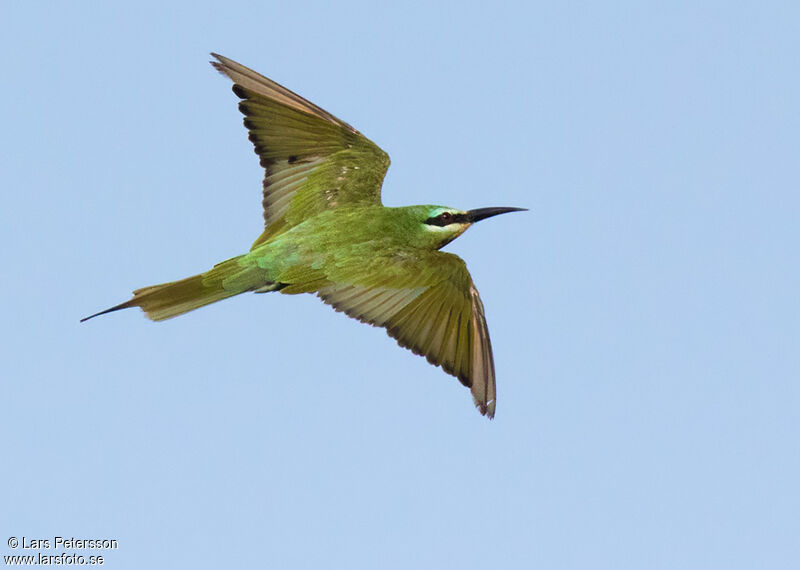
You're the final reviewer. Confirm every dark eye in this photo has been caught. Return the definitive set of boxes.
[424,211,460,226]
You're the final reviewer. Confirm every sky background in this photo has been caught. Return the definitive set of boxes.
[1,1,798,568]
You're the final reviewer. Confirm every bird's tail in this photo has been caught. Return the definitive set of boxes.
[81,255,267,322]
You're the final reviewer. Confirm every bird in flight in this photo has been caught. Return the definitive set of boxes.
[82,53,525,418]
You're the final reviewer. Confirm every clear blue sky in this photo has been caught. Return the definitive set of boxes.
[2,2,798,568]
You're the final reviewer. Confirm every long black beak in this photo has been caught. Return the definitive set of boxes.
[466,206,528,223]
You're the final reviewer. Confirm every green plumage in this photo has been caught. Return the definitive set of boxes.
[82,54,525,418]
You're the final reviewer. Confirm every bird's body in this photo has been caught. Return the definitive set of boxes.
[83,54,525,418]
[251,205,470,284]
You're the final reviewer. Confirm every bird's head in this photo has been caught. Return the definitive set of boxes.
[410,205,527,249]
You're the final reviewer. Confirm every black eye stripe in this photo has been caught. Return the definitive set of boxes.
[424,212,469,226]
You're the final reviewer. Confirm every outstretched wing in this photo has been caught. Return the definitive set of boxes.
[317,250,496,418]
[211,54,390,238]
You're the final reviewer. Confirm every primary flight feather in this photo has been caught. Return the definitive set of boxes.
[82,53,526,418]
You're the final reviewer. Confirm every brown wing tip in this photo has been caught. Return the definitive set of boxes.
[209,53,234,79]
[476,399,496,419]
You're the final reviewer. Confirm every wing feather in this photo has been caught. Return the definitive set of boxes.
[318,251,497,418]
[211,54,391,238]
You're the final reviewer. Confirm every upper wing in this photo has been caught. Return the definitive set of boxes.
[211,54,390,237]
[317,250,497,418]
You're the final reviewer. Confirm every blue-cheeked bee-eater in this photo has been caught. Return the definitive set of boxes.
[82,54,526,418]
